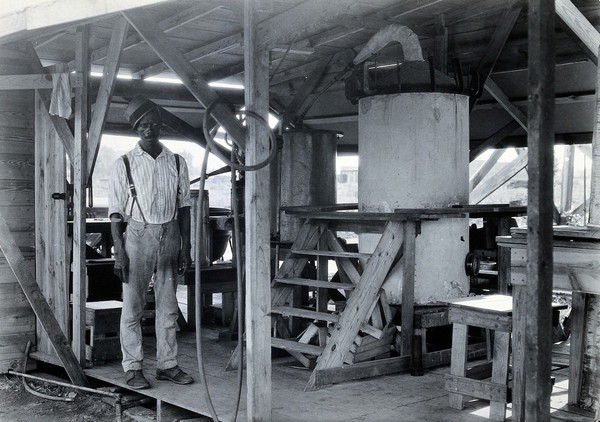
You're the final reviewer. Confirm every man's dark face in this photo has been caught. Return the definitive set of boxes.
[136,109,161,145]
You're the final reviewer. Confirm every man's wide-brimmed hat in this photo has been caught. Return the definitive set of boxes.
[125,96,159,130]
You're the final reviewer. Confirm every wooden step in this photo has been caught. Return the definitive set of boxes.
[271,306,340,323]
[291,249,371,260]
[273,277,355,290]
[271,337,324,356]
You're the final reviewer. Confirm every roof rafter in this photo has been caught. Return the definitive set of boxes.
[122,7,247,149]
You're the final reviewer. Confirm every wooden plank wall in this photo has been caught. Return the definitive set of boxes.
[34,93,68,357]
[0,47,36,372]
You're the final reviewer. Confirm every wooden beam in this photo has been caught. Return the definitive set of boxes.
[469,121,521,161]
[24,43,74,160]
[284,55,334,123]
[524,0,555,420]
[400,221,416,357]
[0,212,88,386]
[433,14,448,73]
[0,73,82,90]
[122,8,247,149]
[470,148,505,191]
[555,0,600,62]
[133,33,243,80]
[590,45,600,226]
[91,2,224,66]
[470,0,523,110]
[86,17,129,181]
[470,150,528,204]
[244,1,272,420]
[484,78,528,130]
[72,24,89,364]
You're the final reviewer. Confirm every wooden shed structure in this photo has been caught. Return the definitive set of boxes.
[0,0,599,421]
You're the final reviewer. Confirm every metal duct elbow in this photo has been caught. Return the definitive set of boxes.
[353,24,423,65]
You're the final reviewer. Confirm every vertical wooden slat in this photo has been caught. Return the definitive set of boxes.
[511,285,527,421]
[72,25,89,364]
[525,1,555,420]
[244,1,271,420]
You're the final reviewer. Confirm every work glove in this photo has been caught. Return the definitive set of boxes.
[114,252,130,283]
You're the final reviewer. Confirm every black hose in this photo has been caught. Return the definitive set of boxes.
[202,99,278,172]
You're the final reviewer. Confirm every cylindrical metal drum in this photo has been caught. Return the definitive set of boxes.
[279,130,337,243]
[191,190,211,268]
[358,92,470,304]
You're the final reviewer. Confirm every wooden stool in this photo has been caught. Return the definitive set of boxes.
[445,295,512,420]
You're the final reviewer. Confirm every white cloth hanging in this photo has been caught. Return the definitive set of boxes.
[49,72,72,118]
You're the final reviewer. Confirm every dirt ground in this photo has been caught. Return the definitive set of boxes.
[0,374,118,422]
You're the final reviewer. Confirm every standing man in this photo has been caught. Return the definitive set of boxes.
[109,96,194,389]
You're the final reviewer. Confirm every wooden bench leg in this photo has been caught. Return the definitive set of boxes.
[449,323,468,410]
[490,330,510,420]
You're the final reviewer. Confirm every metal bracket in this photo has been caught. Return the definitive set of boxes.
[51,192,66,200]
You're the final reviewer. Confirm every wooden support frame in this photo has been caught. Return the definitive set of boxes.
[86,17,129,182]
[122,8,246,149]
[484,78,528,130]
[0,213,88,386]
[72,25,90,365]
[244,1,272,420]
[469,121,520,161]
[470,0,523,110]
[306,221,404,390]
[91,2,224,67]
[0,73,82,90]
[523,1,555,420]
[555,0,600,63]
[24,43,74,160]
[470,149,505,191]
[471,150,528,204]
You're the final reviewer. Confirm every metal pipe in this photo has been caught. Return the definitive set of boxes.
[8,370,123,422]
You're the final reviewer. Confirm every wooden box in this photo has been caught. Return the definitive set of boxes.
[85,300,122,364]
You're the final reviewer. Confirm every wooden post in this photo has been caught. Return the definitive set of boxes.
[244,1,272,420]
[400,221,416,357]
[589,45,600,225]
[72,25,89,364]
[525,1,555,421]
[560,145,575,214]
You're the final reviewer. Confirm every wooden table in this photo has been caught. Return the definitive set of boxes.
[497,226,600,420]
[181,262,237,328]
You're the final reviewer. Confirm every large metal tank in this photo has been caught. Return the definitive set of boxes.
[279,130,337,243]
[358,92,470,304]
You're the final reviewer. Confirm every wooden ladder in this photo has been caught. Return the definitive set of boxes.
[270,216,411,390]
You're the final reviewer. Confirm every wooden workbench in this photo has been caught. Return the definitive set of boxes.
[497,226,600,417]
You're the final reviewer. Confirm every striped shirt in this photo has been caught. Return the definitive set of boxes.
[108,143,191,224]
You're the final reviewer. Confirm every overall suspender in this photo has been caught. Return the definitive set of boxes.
[122,153,180,225]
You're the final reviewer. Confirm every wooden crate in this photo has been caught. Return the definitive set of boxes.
[85,301,122,364]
